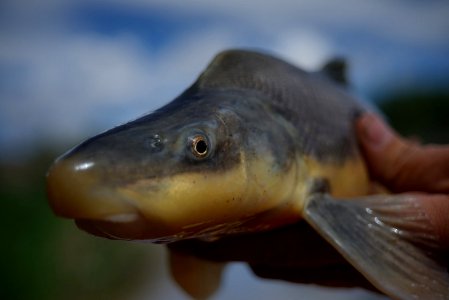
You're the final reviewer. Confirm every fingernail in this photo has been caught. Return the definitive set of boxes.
[359,114,393,149]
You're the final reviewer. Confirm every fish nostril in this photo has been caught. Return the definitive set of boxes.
[145,134,164,153]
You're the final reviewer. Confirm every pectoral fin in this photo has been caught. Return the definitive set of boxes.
[304,193,449,300]
[168,248,225,299]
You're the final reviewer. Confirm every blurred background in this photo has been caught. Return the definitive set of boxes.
[1,1,448,299]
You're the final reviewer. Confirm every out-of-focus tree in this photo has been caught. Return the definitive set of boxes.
[378,91,449,143]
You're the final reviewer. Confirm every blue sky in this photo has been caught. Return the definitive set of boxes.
[1,0,449,160]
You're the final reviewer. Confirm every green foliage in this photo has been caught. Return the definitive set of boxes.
[378,91,449,143]
[0,152,159,300]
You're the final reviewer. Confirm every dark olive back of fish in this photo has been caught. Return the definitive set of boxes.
[196,50,364,163]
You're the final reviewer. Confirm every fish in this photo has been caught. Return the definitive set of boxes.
[46,49,449,300]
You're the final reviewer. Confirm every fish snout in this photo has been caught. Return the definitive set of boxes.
[46,155,180,241]
[46,156,137,221]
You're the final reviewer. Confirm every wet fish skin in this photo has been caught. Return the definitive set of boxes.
[46,49,449,299]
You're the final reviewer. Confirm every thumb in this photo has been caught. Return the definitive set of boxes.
[356,113,449,194]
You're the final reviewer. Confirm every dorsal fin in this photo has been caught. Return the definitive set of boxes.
[321,58,348,85]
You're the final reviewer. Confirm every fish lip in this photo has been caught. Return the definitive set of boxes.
[102,213,140,223]
[74,216,229,243]
[75,219,116,239]
[75,217,146,241]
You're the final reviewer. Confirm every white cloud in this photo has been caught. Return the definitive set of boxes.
[274,29,334,70]
[94,0,449,46]
[0,32,155,156]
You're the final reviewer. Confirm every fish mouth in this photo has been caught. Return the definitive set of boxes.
[74,214,174,242]
[74,214,207,243]
[75,217,142,240]
[74,213,253,243]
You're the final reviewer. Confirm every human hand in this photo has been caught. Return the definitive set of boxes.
[357,113,449,247]
[170,113,449,289]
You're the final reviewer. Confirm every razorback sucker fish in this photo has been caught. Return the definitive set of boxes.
[47,50,449,299]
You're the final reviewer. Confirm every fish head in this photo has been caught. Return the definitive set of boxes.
[47,90,299,242]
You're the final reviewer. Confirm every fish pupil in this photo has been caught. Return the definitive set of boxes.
[195,140,208,155]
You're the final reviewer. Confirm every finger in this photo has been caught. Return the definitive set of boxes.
[356,113,449,193]
[416,193,449,248]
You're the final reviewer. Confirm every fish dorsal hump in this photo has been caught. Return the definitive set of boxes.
[198,50,348,91]
[197,49,309,93]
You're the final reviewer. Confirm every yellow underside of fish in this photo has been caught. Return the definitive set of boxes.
[304,155,371,198]
[117,151,302,238]
[116,150,370,240]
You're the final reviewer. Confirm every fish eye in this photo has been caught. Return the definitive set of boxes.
[189,134,209,159]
